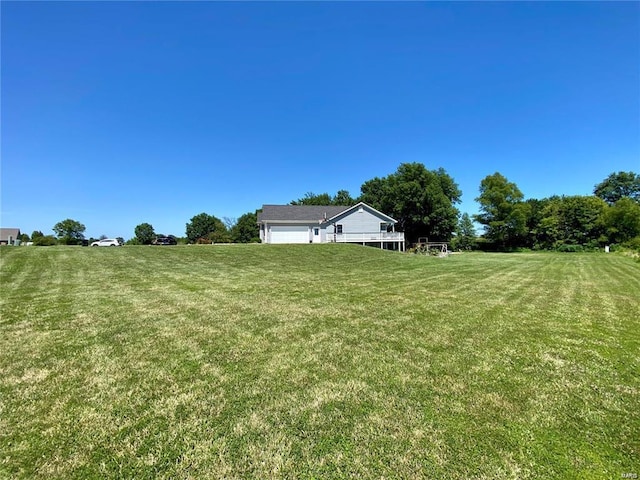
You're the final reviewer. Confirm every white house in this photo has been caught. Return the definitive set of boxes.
[257,202,405,251]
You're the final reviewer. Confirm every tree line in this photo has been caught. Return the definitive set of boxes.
[129,211,260,245]
[19,165,639,251]
[20,213,261,246]
[472,171,640,251]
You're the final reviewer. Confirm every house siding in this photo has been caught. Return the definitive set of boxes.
[326,206,390,234]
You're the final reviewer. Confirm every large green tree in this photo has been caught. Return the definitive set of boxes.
[360,163,461,243]
[291,190,356,206]
[604,197,640,244]
[453,213,477,250]
[291,192,332,206]
[537,196,607,248]
[186,213,227,243]
[231,211,260,243]
[333,190,356,206]
[594,171,640,205]
[52,218,86,245]
[474,173,529,249]
[134,223,156,245]
[523,198,550,249]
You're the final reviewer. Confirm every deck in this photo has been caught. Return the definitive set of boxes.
[327,232,406,251]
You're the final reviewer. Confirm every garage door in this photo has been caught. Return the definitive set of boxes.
[270,226,309,244]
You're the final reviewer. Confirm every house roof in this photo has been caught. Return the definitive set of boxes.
[0,228,20,241]
[258,205,350,223]
[257,202,397,224]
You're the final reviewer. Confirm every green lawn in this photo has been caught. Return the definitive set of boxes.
[1,245,638,479]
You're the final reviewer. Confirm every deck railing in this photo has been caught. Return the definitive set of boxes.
[328,232,405,243]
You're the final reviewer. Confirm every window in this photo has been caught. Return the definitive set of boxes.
[314,228,319,235]
[336,224,343,234]
[380,223,387,232]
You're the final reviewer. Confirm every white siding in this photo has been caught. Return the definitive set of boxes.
[327,206,390,234]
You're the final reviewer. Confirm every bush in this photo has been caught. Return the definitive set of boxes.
[556,244,584,253]
[474,237,500,252]
[582,240,602,251]
[622,236,640,251]
[33,235,57,246]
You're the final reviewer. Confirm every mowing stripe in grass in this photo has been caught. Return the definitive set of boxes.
[1,245,638,479]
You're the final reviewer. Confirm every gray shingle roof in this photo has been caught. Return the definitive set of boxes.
[0,228,20,241]
[258,205,350,223]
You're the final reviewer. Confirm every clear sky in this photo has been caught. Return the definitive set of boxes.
[2,1,639,239]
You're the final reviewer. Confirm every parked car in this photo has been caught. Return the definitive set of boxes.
[91,238,122,247]
[152,235,177,245]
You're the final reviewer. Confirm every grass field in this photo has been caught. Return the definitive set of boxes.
[1,245,638,479]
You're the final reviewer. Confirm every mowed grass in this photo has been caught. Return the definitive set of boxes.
[0,245,638,479]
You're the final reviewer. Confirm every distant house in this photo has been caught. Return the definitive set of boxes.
[0,228,21,245]
[257,202,405,251]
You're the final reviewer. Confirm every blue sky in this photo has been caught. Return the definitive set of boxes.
[2,2,639,239]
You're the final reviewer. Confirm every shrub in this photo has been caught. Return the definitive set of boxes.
[583,240,602,251]
[33,235,57,246]
[622,236,640,251]
[556,244,584,253]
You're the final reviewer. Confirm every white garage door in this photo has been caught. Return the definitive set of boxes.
[270,226,309,244]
